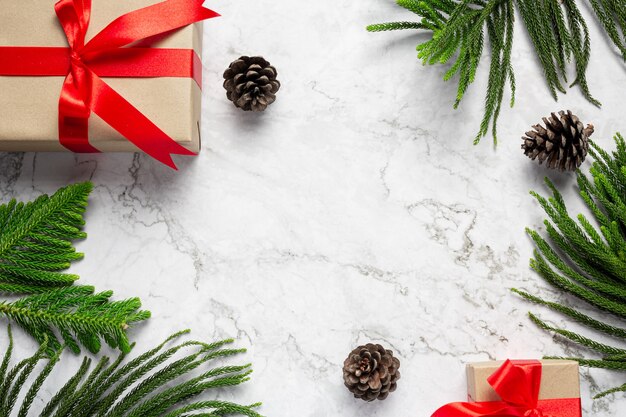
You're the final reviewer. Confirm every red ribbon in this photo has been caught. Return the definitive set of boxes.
[431,360,582,417]
[0,0,219,169]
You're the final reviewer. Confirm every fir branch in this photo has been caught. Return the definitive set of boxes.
[528,313,626,355]
[588,0,626,59]
[563,0,600,106]
[525,229,626,301]
[475,1,508,143]
[544,356,626,371]
[0,184,150,354]
[368,0,623,143]
[0,328,262,417]
[516,0,565,99]
[513,289,626,339]
[518,133,626,395]
[0,183,92,291]
[594,382,626,398]
[0,287,150,355]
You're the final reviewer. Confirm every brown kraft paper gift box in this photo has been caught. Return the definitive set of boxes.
[467,360,581,403]
[0,1,202,153]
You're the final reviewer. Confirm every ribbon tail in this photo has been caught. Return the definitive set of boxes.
[88,71,195,169]
[83,0,219,54]
[59,114,99,153]
[59,69,100,153]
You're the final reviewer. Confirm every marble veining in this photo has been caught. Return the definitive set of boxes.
[1,0,626,415]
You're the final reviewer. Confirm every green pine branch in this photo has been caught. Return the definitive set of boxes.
[0,327,262,417]
[0,183,91,291]
[0,183,150,354]
[368,0,625,144]
[515,133,626,398]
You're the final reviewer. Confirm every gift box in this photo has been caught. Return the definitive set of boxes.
[432,360,582,417]
[0,0,218,168]
[468,360,581,403]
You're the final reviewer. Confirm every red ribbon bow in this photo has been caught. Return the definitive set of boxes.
[0,0,219,169]
[431,360,581,417]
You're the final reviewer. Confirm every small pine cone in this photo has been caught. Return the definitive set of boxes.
[522,110,594,171]
[343,343,401,402]
[223,56,280,112]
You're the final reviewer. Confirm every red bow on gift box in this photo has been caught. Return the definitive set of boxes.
[0,0,219,169]
[431,360,581,417]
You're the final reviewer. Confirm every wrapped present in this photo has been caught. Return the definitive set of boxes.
[432,360,582,417]
[0,0,219,169]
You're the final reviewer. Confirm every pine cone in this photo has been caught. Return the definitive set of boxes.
[522,110,594,171]
[343,343,400,402]
[223,56,280,112]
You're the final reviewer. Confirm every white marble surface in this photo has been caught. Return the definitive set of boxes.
[1,0,626,416]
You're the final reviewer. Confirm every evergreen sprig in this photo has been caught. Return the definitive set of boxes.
[368,0,626,144]
[515,133,626,397]
[0,327,261,417]
[0,183,150,354]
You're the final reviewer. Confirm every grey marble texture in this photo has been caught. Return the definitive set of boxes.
[1,0,626,416]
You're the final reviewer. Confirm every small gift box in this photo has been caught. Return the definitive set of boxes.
[0,0,219,168]
[432,360,582,417]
